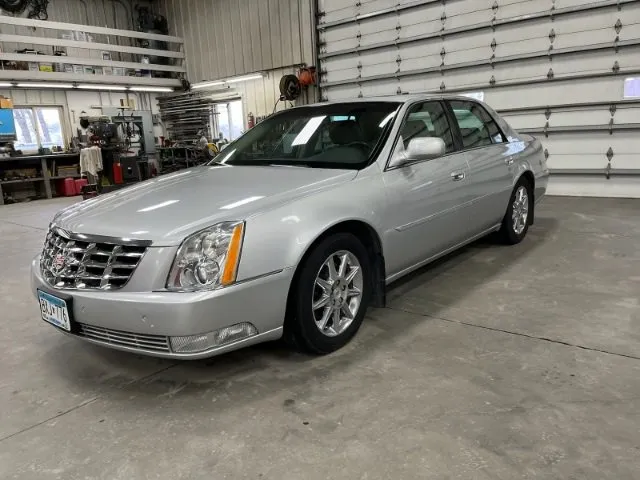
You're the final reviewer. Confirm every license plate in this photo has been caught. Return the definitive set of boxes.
[38,290,71,331]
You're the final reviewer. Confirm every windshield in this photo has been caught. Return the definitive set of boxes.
[213,102,401,169]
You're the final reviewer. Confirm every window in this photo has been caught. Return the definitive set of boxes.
[214,100,244,142]
[215,102,400,170]
[624,77,640,98]
[449,100,505,149]
[13,107,65,153]
[400,101,454,154]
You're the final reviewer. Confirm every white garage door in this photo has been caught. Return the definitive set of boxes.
[317,0,640,197]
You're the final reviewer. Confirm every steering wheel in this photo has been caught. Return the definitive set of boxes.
[345,141,371,152]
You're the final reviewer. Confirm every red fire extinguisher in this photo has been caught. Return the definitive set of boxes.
[247,112,255,129]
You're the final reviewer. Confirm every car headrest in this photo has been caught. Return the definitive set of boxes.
[329,120,363,145]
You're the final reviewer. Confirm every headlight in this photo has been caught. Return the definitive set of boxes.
[166,221,245,292]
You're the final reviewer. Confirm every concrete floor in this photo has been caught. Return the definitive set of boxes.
[1,196,639,479]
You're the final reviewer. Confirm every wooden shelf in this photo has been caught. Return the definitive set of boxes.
[1,177,44,185]
[50,175,81,180]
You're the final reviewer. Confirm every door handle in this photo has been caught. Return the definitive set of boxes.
[505,157,515,166]
[451,171,465,181]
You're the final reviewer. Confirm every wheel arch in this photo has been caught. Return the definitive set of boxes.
[285,219,387,318]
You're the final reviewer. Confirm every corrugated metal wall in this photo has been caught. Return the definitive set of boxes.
[158,0,315,82]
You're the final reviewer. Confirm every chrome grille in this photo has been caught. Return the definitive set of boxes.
[40,227,148,290]
[77,323,170,353]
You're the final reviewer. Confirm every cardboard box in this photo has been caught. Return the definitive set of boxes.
[39,63,53,72]
[0,98,13,108]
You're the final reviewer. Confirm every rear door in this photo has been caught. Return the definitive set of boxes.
[382,100,473,278]
[448,100,514,232]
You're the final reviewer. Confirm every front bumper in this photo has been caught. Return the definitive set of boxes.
[31,256,292,359]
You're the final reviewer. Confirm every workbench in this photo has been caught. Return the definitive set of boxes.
[0,152,80,205]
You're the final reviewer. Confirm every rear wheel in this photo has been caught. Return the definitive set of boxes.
[285,233,372,354]
[498,178,532,245]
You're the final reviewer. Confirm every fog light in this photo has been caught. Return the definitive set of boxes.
[170,322,258,353]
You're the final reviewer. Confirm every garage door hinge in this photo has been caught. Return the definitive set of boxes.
[491,39,497,51]
[615,19,623,34]
[544,122,549,137]
[489,75,496,86]
[544,149,549,160]
[547,68,554,79]
[441,12,447,22]
[492,1,499,12]
[612,61,620,73]
[614,36,620,53]
[545,108,552,120]
[609,104,617,116]
[606,147,614,162]
[606,147,614,179]
[549,29,556,43]
[440,47,446,58]
[440,81,446,91]
[608,118,614,135]
[396,87,403,95]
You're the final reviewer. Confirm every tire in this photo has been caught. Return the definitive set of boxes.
[285,233,372,354]
[498,178,533,245]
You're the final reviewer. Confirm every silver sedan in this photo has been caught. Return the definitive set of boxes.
[31,95,549,359]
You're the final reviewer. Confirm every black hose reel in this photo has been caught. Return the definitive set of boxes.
[279,74,302,101]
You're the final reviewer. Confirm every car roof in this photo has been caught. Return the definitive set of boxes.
[304,94,482,107]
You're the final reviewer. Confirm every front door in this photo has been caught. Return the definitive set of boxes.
[448,100,514,232]
[382,100,473,279]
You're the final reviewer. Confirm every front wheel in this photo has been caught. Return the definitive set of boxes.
[285,233,372,354]
[498,179,532,245]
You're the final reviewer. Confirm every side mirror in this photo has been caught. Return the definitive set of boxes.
[405,137,445,161]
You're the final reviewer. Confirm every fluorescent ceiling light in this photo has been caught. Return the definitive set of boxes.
[225,73,264,84]
[77,84,127,91]
[16,83,73,89]
[130,86,174,92]
[192,73,264,90]
[0,82,12,88]
[192,80,225,90]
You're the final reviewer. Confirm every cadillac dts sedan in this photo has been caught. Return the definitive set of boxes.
[32,95,549,359]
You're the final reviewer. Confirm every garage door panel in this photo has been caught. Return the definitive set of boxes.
[444,1,492,18]
[494,37,551,57]
[613,107,640,123]
[550,109,614,127]
[553,28,616,50]
[502,113,546,129]
[542,133,640,154]
[546,154,609,170]
[495,0,551,20]
[445,31,496,52]
[482,77,627,109]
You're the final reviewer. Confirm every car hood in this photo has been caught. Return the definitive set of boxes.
[53,165,357,246]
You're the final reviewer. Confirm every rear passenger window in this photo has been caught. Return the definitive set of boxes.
[400,101,455,154]
[450,100,505,149]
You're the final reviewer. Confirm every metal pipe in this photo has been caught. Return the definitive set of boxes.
[320,39,640,88]
[318,0,637,58]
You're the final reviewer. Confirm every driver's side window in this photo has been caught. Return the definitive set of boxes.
[400,102,455,154]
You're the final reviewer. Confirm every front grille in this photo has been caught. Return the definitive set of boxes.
[77,323,170,353]
[40,227,148,290]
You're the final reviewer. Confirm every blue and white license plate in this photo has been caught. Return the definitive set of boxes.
[38,290,71,331]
